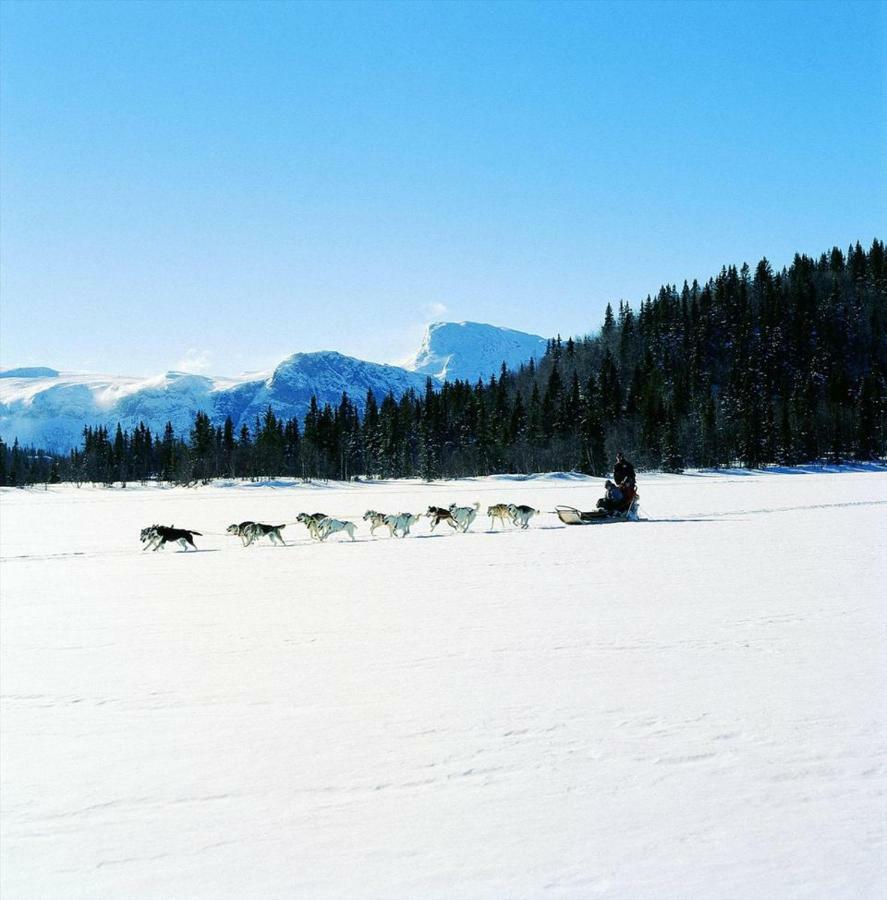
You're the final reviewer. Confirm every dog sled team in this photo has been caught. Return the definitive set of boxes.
[140,454,639,550]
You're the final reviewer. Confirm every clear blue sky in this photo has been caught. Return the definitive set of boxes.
[1,0,883,376]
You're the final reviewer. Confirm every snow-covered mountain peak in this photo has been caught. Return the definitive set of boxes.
[273,349,347,370]
[404,321,547,382]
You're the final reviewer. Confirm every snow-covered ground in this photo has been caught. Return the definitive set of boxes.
[1,468,885,899]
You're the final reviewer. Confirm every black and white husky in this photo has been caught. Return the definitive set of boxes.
[426,506,458,531]
[449,502,480,533]
[140,524,201,552]
[227,521,286,546]
[508,503,539,529]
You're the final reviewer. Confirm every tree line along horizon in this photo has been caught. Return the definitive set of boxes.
[2,238,884,487]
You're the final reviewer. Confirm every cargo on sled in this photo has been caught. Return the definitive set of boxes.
[555,494,640,525]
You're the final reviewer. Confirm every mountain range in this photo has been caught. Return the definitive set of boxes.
[1,322,547,451]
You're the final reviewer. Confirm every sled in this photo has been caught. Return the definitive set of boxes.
[555,497,640,525]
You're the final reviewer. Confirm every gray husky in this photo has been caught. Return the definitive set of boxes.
[227,521,286,546]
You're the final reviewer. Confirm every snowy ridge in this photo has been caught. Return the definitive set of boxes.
[0,370,249,451]
[237,351,430,425]
[1,323,545,450]
[0,356,428,451]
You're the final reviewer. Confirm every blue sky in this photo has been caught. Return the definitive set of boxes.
[1,0,883,375]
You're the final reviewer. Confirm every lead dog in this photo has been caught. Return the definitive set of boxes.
[426,505,458,531]
[487,503,512,530]
[227,521,286,546]
[140,524,201,551]
[508,503,539,529]
[384,512,420,538]
[316,517,357,542]
[449,502,480,533]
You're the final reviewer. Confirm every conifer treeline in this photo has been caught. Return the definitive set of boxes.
[2,240,884,487]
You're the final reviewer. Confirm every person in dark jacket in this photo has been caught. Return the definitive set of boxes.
[613,452,636,489]
[598,475,635,512]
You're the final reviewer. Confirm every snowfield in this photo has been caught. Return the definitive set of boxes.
[1,468,885,899]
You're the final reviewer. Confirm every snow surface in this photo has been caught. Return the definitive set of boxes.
[403,321,547,382]
[1,469,885,899]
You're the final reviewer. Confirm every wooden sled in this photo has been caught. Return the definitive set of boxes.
[556,497,640,525]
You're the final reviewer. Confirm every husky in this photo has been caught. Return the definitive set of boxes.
[140,524,201,552]
[226,521,256,546]
[296,512,328,540]
[449,502,480,533]
[508,503,539,529]
[487,503,512,530]
[426,505,458,531]
[384,511,420,538]
[363,510,390,536]
[316,517,357,542]
[228,521,286,546]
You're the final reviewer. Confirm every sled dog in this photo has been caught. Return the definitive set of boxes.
[487,503,512,530]
[141,524,201,552]
[449,502,480,532]
[508,503,539,529]
[363,510,389,536]
[317,518,357,542]
[426,506,458,531]
[297,512,328,540]
[226,521,256,546]
[228,521,286,546]
[384,512,420,538]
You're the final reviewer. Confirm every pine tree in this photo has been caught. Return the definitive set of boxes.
[10,438,22,487]
[856,375,881,460]
[160,422,177,482]
[113,423,128,486]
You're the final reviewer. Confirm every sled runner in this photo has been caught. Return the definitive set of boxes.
[555,497,640,525]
